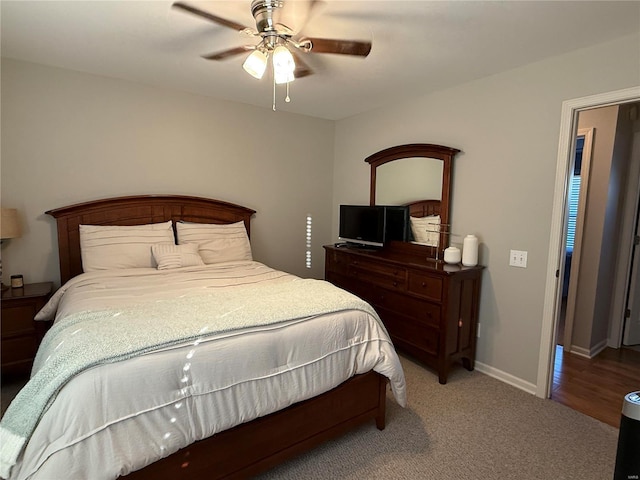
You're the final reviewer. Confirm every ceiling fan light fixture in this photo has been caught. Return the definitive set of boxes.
[242,49,268,79]
[274,68,295,85]
[272,45,295,84]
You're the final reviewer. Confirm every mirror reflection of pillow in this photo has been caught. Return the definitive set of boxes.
[152,243,204,270]
[410,215,440,246]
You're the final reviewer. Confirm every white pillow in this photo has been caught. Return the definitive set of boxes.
[176,221,252,264]
[152,243,205,270]
[79,221,174,271]
[410,215,441,246]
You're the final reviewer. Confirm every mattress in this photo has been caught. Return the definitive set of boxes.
[1,261,406,480]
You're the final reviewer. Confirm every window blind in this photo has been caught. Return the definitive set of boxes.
[566,175,581,251]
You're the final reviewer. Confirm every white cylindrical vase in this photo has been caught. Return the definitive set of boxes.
[462,234,479,266]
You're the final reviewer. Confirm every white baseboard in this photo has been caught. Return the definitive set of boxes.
[474,361,537,395]
[590,339,608,357]
[566,338,608,359]
[567,345,591,358]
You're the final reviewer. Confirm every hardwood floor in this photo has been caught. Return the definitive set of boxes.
[552,345,640,427]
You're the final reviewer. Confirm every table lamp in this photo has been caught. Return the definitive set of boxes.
[1,208,22,291]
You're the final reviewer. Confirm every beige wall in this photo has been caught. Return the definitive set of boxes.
[0,58,335,284]
[332,33,640,388]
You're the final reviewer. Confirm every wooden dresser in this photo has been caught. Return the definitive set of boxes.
[324,244,483,384]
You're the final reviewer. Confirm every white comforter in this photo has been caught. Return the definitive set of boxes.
[3,261,406,480]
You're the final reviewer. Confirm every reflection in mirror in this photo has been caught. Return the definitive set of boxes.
[366,143,460,258]
[376,157,443,205]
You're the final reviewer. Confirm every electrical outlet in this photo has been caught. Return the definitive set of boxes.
[509,250,528,268]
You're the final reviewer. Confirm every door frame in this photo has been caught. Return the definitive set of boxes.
[536,85,640,399]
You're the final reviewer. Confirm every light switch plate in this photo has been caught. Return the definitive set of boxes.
[509,250,528,268]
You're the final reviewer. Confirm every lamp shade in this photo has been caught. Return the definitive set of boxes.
[1,208,22,239]
[243,50,268,80]
[273,45,295,84]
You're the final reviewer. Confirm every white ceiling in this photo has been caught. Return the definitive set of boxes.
[2,1,639,120]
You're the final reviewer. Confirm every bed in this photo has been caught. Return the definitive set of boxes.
[0,194,406,480]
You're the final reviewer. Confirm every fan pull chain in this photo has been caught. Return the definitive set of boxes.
[272,75,277,111]
[285,82,291,103]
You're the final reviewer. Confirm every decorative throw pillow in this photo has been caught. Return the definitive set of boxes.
[176,221,252,264]
[410,215,441,246]
[79,221,175,271]
[152,243,204,270]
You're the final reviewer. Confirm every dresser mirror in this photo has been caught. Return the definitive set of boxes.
[366,143,460,257]
[374,157,443,205]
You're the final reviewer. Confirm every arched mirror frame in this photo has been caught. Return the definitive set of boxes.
[366,143,460,256]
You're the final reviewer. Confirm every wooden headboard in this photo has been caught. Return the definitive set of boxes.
[405,199,441,218]
[46,195,256,285]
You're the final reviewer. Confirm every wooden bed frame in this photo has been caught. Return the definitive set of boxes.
[405,199,441,219]
[45,194,388,480]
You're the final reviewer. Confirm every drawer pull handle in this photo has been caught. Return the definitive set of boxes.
[458,319,463,328]
[392,281,398,287]
[421,282,426,287]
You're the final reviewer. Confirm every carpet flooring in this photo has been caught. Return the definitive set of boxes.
[257,355,619,480]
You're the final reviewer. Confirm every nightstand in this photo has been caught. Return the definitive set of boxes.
[1,282,53,378]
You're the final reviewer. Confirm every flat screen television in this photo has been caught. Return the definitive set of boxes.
[339,205,409,247]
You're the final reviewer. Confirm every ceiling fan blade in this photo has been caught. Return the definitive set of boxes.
[306,0,324,20]
[202,46,255,61]
[290,52,313,78]
[275,0,325,35]
[172,2,251,32]
[303,37,372,57]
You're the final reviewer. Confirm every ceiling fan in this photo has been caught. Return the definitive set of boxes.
[172,0,372,109]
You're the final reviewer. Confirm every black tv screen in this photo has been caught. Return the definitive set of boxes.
[338,205,409,247]
[339,205,385,247]
[383,205,410,242]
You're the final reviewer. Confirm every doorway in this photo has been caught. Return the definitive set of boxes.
[537,86,640,399]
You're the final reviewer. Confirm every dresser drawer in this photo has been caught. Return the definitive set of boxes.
[370,287,441,328]
[1,305,38,337]
[326,271,365,301]
[1,335,39,367]
[377,307,440,356]
[326,249,350,276]
[407,271,443,301]
[349,260,406,291]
